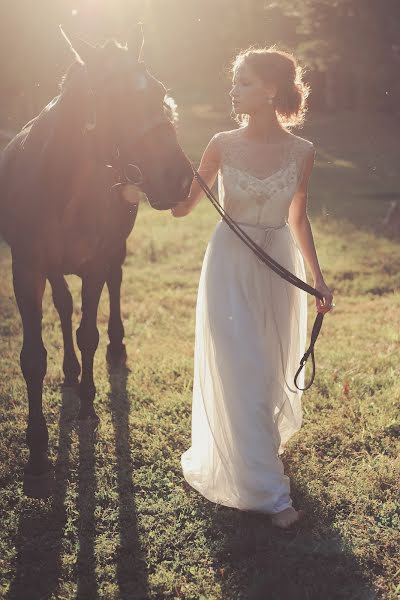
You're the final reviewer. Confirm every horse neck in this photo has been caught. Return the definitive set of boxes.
[54,68,92,162]
[55,67,115,177]
[37,69,99,199]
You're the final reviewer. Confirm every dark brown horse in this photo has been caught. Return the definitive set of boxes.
[0,27,193,498]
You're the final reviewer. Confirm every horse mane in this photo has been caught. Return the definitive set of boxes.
[59,38,127,93]
[20,62,88,153]
[59,60,89,96]
[9,57,95,215]
[23,40,127,169]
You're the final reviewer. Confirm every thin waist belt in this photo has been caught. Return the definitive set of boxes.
[233,220,288,230]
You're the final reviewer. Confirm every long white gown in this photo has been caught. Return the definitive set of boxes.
[181,129,315,514]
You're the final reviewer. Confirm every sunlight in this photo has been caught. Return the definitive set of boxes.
[0,3,399,598]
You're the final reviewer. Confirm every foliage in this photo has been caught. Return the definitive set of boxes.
[1,0,400,131]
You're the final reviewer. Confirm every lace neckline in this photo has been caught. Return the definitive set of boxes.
[222,161,293,183]
[217,129,308,181]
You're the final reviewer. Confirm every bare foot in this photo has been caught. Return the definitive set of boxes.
[271,507,304,529]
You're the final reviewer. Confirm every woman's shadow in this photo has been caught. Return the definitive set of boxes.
[8,364,149,600]
[201,469,377,600]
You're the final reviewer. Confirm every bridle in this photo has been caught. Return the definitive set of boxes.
[85,92,175,208]
[110,106,174,194]
[192,168,325,392]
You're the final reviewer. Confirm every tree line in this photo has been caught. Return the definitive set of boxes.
[1,0,399,131]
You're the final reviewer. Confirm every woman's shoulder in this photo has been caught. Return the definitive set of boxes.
[288,132,315,151]
[211,128,242,145]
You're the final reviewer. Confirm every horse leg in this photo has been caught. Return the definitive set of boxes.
[49,275,81,387]
[106,245,127,367]
[12,258,53,497]
[76,272,105,423]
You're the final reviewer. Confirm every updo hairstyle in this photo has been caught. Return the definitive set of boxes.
[231,46,310,128]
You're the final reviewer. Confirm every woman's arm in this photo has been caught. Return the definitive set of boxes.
[171,134,221,217]
[288,147,334,314]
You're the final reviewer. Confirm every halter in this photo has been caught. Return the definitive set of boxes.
[84,92,175,207]
[111,109,173,191]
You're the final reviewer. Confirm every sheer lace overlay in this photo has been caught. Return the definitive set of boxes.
[181,128,313,514]
[216,129,314,227]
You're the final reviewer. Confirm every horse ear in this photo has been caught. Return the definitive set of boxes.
[127,22,145,62]
[59,25,97,64]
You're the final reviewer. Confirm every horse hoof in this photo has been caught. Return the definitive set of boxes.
[23,469,55,499]
[106,344,127,368]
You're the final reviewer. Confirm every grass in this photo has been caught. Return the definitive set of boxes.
[0,109,399,600]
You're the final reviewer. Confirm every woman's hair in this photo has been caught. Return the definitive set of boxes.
[231,45,310,129]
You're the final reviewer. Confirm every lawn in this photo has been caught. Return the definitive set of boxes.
[0,109,399,600]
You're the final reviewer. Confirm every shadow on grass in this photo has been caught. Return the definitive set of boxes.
[76,402,98,600]
[8,370,149,600]
[307,165,399,236]
[107,364,149,600]
[8,388,78,600]
[201,475,377,600]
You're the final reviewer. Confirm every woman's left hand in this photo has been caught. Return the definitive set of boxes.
[314,280,335,314]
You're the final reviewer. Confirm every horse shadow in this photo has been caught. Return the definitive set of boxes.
[106,363,149,599]
[8,365,149,600]
[200,469,377,600]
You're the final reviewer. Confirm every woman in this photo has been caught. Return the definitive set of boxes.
[172,46,334,528]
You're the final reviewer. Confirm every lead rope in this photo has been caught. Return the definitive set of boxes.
[192,167,325,392]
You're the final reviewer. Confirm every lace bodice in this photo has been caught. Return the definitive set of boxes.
[214,129,315,227]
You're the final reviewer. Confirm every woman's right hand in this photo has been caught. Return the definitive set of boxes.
[171,198,191,217]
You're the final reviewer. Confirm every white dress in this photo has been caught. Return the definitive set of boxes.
[181,129,315,514]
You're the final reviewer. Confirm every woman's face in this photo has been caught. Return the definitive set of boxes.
[230,60,275,116]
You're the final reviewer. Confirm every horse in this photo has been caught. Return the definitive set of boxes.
[0,26,193,498]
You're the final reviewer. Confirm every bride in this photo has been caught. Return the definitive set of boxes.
[172,46,334,529]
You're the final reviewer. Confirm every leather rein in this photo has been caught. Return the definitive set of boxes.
[191,168,324,392]
[100,96,324,391]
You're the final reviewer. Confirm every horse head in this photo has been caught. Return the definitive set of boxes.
[60,25,193,210]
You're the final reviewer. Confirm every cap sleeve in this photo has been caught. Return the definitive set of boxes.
[209,131,228,165]
[297,140,315,187]
[210,131,225,150]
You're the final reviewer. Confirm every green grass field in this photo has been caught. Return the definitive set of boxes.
[0,110,399,600]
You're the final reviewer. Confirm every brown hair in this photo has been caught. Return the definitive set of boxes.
[231,45,310,129]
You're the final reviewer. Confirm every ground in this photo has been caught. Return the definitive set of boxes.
[0,108,399,599]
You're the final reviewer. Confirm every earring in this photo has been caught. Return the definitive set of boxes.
[267,97,274,105]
